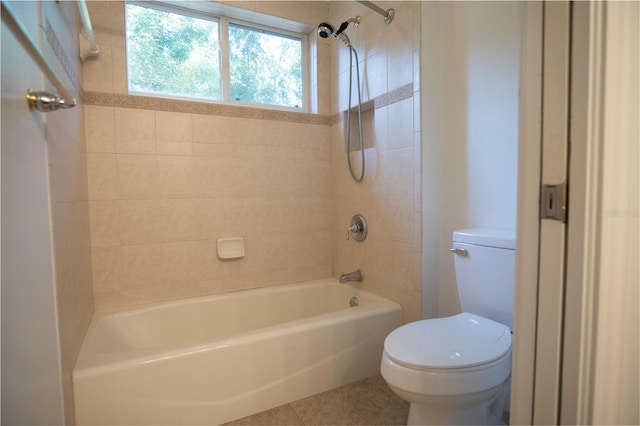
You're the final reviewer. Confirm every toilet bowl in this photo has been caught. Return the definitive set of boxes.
[381,313,511,425]
[381,228,516,425]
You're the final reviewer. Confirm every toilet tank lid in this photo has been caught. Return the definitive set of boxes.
[453,228,516,249]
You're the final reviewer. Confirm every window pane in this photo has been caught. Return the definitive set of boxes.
[229,24,303,108]
[126,3,221,100]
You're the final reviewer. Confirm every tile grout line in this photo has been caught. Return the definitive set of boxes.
[287,402,306,426]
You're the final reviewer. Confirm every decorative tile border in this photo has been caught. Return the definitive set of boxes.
[376,83,414,110]
[82,91,334,125]
[45,19,81,96]
[82,83,414,126]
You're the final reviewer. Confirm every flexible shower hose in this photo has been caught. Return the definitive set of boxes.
[346,46,365,182]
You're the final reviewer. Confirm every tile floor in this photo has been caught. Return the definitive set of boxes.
[223,375,410,425]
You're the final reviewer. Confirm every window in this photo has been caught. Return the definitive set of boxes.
[125,2,306,110]
[126,3,221,100]
[228,24,303,108]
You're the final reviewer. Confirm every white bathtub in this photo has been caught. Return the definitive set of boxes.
[73,278,402,425]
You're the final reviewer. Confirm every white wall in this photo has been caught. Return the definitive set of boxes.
[421,2,521,318]
[1,2,65,423]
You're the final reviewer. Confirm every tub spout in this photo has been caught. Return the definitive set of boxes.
[339,270,363,283]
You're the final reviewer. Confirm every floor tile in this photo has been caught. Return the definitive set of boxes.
[223,404,303,425]
[289,375,409,425]
[224,375,409,426]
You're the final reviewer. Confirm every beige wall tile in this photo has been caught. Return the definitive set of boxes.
[156,155,194,198]
[87,153,117,200]
[157,140,193,156]
[387,98,413,150]
[316,42,332,116]
[381,148,414,197]
[193,156,233,197]
[192,143,229,157]
[109,1,125,32]
[116,199,197,244]
[387,3,415,91]
[156,111,193,141]
[117,199,164,244]
[86,1,110,33]
[111,46,128,94]
[120,243,165,290]
[91,246,122,293]
[114,108,156,154]
[224,197,264,236]
[89,200,120,247]
[93,290,126,312]
[85,106,115,153]
[161,240,216,283]
[116,154,158,199]
[363,51,388,102]
[157,199,199,242]
[83,45,113,92]
[192,114,231,144]
[193,198,229,240]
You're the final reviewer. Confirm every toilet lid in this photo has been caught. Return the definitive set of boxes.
[384,313,512,370]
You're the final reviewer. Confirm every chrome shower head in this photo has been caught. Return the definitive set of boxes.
[317,22,334,39]
[318,16,360,42]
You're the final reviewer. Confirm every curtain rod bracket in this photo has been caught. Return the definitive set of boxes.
[357,1,394,24]
[79,33,99,62]
[383,8,394,25]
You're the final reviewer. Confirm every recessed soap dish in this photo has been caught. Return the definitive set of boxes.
[217,237,245,260]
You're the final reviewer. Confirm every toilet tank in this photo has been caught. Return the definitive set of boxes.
[452,228,516,329]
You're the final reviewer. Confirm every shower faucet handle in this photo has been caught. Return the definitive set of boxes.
[346,214,367,242]
[346,223,360,240]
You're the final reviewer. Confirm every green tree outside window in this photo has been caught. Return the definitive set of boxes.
[229,24,302,108]
[126,3,221,100]
[125,3,304,109]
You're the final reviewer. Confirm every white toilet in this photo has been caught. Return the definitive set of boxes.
[381,228,515,425]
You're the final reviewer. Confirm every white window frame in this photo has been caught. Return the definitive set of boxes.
[126,1,310,112]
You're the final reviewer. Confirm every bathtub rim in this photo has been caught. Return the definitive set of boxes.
[74,278,401,378]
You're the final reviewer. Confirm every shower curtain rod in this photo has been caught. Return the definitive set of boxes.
[78,0,99,62]
[357,1,394,24]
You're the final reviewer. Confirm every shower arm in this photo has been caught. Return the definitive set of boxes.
[356,1,394,24]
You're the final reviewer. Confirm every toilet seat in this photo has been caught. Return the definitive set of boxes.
[383,313,512,370]
[381,313,512,397]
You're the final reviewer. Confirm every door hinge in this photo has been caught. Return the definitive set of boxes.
[541,183,568,222]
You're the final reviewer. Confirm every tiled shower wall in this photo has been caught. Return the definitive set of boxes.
[87,106,332,309]
[85,1,333,310]
[329,2,422,323]
[41,1,95,420]
[84,1,422,322]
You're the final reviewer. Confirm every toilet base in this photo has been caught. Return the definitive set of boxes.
[408,402,486,425]
[398,379,510,425]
